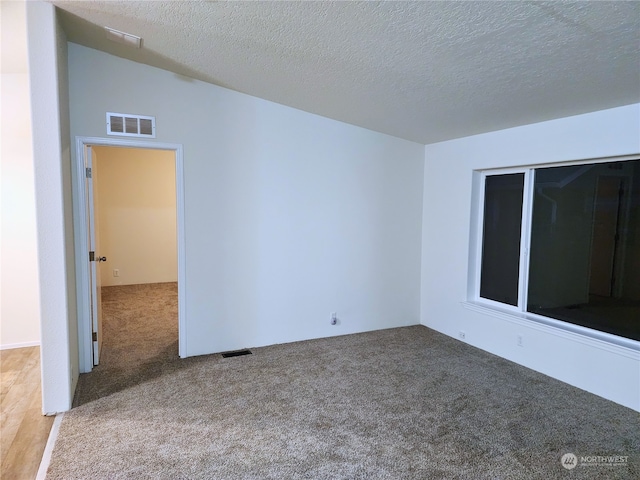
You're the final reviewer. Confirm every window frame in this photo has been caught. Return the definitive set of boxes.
[468,155,640,351]
[471,166,531,314]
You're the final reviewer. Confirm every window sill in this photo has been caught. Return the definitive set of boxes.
[461,300,640,358]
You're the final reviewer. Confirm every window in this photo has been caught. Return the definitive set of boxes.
[473,158,640,343]
[480,173,525,306]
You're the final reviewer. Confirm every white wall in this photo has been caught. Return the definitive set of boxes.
[93,147,177,286]
[0,70,41,348]
[0,0,40,349]
[421,104,640,411]
[26,1,77,414]
[68,44,425,358]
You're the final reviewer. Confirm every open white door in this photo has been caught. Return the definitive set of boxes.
[85,145,104,365]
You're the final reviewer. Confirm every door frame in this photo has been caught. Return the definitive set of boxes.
[73,136,187,373]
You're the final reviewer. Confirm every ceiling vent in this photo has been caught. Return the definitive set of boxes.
[104,27,142,48]
[106,112,156,138]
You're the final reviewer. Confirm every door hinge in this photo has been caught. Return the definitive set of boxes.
[89,251,95,262]
[92,332,97,341]
[86,167,92,178]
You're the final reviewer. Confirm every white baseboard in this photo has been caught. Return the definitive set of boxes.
[36,413,63,480]
[0,341,40,350]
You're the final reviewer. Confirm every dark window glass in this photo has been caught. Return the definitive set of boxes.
[528,160,640,341]
[480,173,524,306]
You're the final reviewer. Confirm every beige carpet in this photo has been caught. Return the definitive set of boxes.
[47,283,639,479]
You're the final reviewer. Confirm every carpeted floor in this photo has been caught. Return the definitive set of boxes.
[47,283,639,479]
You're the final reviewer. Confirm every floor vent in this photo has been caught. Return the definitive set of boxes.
[221,349,252,358]
[106,112,156,138]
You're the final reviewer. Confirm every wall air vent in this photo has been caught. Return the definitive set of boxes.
[221,349,252,358]
[106,112,156,138]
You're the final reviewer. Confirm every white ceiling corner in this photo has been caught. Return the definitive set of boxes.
[50,0,640,144]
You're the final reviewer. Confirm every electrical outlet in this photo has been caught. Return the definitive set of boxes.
[459,331,466,340]
[330,312,337,325]
[113,269,120,277]
[517,335,524,347]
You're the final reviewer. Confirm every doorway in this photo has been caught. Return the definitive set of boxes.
[73,137,186,374]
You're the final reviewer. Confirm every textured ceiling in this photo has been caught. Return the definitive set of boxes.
[50,0,640,144]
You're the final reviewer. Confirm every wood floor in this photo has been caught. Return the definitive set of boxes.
[1,347,54,479]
